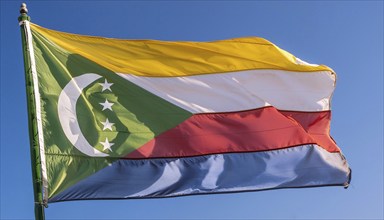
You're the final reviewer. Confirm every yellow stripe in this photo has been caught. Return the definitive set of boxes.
[30,23,333,77]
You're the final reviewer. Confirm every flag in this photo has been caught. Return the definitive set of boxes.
[27,22,350,203]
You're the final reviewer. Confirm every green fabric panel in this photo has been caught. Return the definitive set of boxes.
[31,29,193,199]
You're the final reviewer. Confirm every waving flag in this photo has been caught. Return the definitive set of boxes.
[26,22,350,203]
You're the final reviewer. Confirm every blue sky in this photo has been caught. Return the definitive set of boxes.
[1,1,383,219]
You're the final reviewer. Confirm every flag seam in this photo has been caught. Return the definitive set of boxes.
[42,143,342,159]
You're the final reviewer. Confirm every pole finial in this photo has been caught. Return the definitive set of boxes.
[18,3,30,22]
[20,3,28,14]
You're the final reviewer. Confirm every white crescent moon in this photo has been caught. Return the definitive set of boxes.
[58,73,109,157]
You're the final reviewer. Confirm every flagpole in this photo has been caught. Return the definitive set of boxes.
[18,3,46,220]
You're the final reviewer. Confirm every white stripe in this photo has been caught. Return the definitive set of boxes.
[23,20,49,203]
[117,70,335,113]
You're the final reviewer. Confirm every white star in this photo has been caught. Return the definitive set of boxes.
[101,118,114,131]
[99,99,114,111]
[99,79,113,92]
[100,138,114,152]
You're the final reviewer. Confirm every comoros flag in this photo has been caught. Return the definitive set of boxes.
[27,22,350,203]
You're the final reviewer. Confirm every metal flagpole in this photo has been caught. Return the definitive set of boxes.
[18,3,46,220]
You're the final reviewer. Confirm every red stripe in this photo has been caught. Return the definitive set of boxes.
[125,107,340,159]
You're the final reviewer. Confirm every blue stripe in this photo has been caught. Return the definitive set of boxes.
[49,144,350,202]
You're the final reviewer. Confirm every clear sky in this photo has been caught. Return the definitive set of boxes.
[1,1,383,219]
